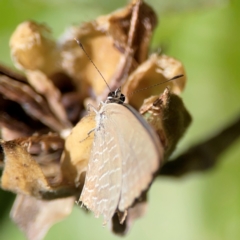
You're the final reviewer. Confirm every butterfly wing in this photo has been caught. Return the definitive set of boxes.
[80,102,163,223]
[80,107,122,223]
[103,103,163,211]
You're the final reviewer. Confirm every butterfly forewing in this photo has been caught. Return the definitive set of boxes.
[103,103,163,211]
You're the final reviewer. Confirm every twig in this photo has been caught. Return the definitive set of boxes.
[159,114,240,177]
[0,63,27,83]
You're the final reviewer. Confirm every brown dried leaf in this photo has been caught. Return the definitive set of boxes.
[11,194,75,240]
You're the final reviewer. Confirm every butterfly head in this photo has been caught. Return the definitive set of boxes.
[106,88,125,104]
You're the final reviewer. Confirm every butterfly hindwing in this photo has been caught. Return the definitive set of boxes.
[80,107,122,223]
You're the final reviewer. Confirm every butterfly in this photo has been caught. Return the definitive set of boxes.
[80,88,163,224]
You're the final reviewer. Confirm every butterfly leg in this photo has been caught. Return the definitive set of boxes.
[79,128,95,143]
[87,101,105,114]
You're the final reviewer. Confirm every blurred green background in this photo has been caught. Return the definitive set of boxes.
[1,0,240,239]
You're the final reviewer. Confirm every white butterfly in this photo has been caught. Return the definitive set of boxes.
[80,88,163,224]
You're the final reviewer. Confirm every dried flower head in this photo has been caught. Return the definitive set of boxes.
[0,0,191,239]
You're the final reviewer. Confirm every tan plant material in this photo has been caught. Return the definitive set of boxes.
[11,194,75,240]
[1,140,51,196]
[62,112,96,186]
[0,0,191,239]
[140,88,192,160]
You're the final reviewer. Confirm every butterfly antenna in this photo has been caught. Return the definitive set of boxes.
[74,38,112,92]
[130,74,184,96]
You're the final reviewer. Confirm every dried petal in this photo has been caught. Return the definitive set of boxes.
[11,194,75,240]
[0,63,27,82]
[0,109,35,140]
[26,70,72,128]
[59,23,122,95]
[123,53,186,109]
[61,112,96,186]
[96,0,157,63]
[10,21,60,75]
[0,75,65,132]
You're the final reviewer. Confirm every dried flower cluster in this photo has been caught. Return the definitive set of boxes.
[0,0,191,239]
